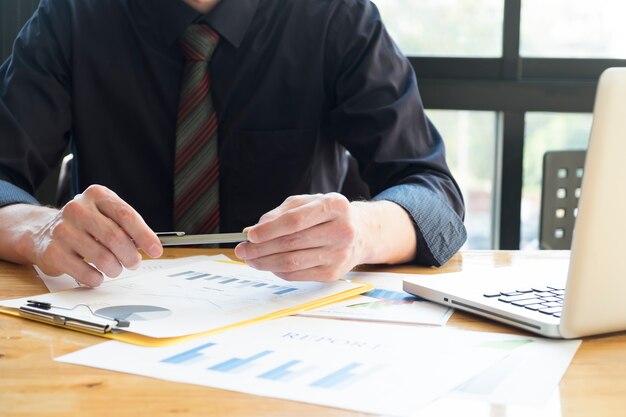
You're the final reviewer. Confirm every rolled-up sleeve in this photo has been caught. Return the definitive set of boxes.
[373,184,466,266]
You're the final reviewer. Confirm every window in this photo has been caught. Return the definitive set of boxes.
[372,0,504,57]
[521,0,626,58]
[427,110,497,249]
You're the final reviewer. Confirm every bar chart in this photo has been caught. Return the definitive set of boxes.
[310,363,372,389]
[364,289,422,302]
[346,289,422,309]
[161,342,216,365]
[159,342,385,390]
[258,360,312,382]
[58,316,532,416]
[299,286,452,325]
[166,270,298,296]
[209,350,273,373]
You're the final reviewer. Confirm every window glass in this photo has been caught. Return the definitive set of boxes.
[520,113,592,249]
[521,0,626,58]
[372,0,504,57]
[426,110,497,249]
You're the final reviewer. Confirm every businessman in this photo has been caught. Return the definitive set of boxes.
[0,0,466,286]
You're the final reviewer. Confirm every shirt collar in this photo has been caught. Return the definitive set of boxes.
[138,0,259,48]
[204,0,259,48]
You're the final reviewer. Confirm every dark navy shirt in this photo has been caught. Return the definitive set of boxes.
[0,0,466,265]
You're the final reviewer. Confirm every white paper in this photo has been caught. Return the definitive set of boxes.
[35,255,231,292]
[55,317,529,416]
[452,337,581,405]
[2,260,364,338]
[299,271,453,325]
[416,389,563,417]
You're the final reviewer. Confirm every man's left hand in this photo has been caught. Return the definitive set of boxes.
[234,193,365,282]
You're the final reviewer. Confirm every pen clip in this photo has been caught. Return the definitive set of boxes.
[156,231,186,237]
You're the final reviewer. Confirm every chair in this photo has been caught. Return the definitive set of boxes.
[55,153,74,207]
[539,150,586,250]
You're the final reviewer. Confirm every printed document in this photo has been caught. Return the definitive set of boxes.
[35,254,231,292]
[0,260,367,340]
[56,316,529,416]
[299,270,452,325]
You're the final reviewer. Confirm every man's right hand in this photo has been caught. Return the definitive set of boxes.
[0,184,162,287]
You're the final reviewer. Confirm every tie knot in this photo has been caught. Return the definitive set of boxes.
[179,24,219,62]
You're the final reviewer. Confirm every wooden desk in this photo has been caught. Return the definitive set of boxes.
[1,250,625,417]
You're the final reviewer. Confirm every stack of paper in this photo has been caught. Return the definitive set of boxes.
[2,256,581,415]
[0,259,371,346]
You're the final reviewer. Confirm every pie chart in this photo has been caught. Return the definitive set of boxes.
[95,305,172,321]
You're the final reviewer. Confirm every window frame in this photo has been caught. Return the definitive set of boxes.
[409,0,626,248]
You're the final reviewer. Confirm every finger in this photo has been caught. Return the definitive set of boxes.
[94,195,162,258]
[79,216,141,268]
[249,196,347,243]
[236,221,350,260]
[69,186,161,260]
[245,246,345,275]
[257,194,320,224]
[37,242,104,287]
[274,265,347,282]
[65,254,107,287]
[51,218,126,277]
[75,235,125,278]
[78,209,143,270]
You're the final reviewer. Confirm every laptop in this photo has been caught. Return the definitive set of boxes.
[403,67,626,339]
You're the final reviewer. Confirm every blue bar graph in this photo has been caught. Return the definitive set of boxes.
[166,269,300,296]
[310,363,362,388]
[186,273,212,280]
[258,360,302,381]
[167,270,195,278]
[161,342,216,364]
[364,289,421,302]
[237,280,256,287]
[274,287,297,295]
[209,350,273,373]
[204,275,222,280]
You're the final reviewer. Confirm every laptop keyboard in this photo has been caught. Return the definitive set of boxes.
[483,286,565,318]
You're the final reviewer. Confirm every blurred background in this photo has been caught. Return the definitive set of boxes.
[371,0,624,250]
[2,0,625,249]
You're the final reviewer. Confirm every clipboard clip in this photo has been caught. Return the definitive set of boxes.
[19,300,130,334]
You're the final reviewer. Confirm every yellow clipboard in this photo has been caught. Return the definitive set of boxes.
[0,262,372,347]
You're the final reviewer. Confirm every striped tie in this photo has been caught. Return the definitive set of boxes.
[174,24,220,234]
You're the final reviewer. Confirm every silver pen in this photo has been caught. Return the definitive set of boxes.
[156,231,248,246]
